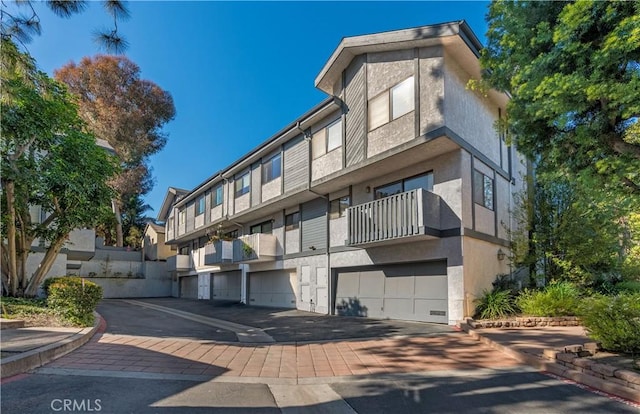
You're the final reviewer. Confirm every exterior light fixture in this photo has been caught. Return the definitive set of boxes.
[497,248,506,261]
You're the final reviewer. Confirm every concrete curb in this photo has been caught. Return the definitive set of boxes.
[0,312,102,379]
[457,322,640,404]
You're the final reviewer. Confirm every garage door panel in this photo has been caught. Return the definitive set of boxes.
[335,261,448,323]
[414,275,447,299]
[384,298,414,318]
[249,270,296,308]
[415,299,448,323]
[384,276,414,296]
[358,271,384,296]
[180,276,198,299]
[212,271,241,301]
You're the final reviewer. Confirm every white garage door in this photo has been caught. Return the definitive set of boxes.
[249,270,297,308]
[211,271,241,303]
[335,261,448,323]
[180,275,198,299]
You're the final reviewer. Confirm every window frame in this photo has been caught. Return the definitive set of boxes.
[368,76,415,132]
[262,152,282,184]
[312,118,343,159]
[212,184,224,207]
[473,170,494,210]
[250,220,273,235]
[329,196,350,220]
[285,211,300,231]
[196,195,205,216]
[374,171,433,200]
[234,171,250,198]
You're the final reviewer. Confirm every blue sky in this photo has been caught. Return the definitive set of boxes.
[26,1,490,220]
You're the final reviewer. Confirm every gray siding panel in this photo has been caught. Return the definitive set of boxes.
[301,198,327,251]
[345,56,366,167]
[186,202,195,232]
[283,135,308,192]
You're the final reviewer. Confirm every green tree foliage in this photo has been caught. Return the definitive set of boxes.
[0,39,117,296]
[481,1,640,193]
[0,0,129,53]
[55,55,175,247]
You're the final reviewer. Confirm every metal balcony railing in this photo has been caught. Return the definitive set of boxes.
[347,188,441,246]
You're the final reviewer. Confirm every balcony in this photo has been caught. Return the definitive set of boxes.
[65,228,96,260]
[347,189,442,247]
[167,254,190,271]
[233,233,277,263]
[203,240,234,265]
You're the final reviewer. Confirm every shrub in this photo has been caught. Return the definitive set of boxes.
[46,277,102,326]
[516,281,580,317]
[579,293,640,355]
[474,289,518,320]
[614,280,640,294]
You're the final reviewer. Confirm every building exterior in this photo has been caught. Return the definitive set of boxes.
[163,21,528,325]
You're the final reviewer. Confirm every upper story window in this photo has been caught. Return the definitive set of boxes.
[213,184,224,207]
[374,171,433,199]
[225,229,239,239]
[285,211,300,231]
[196,195,205,216]
[235,171,250,198]
[474,170,494,210]
[178,209,186,227]
[312,118,342,159]
[368,76,415,131]
[329,196,350,219]
[250,220,273,234]
[262,153,282,183]
[167,217,174,233]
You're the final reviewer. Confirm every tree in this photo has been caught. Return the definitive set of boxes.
[55,55,175,246]
[0,0,129,53]
[1,39,117,296]
[481,1,640,193]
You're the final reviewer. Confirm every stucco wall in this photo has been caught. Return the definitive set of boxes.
[234,193,250,214]
[462,236,511,316]
[444,56,501,167]
[311,148,342,181]
[262,176,281,203]
[419,46,445,134]
[86,261,171,298]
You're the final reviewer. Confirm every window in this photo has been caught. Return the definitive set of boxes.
[235,171,250,197]
[285,212,300,231]
[225,229,239,239]
[250,220,273,234]
[330,196,350,219]
[167,217,174,232]
[262,153,282,183]
[178,209,186,227]
[179,246,189,255]
[312,118,343,158]
[196,195,205,216]
[213,184,223,207]
[374,172,433,199]
[368,76,415,131]
[473,170,494,210]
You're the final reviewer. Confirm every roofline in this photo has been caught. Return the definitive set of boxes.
[315,20,483,94]
[173,96,340,209]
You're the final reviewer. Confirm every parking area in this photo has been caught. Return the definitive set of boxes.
[99,298,454,343]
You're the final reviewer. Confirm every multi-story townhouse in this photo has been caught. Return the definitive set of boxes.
[161,21,528,325]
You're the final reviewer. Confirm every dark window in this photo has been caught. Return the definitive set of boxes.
[473,170,494,210]
[213,184,223,207]
[285,212,300,231]
[225,230,239,239]
[329,196,350,219]
[196,196,205,215]
[235,171,250,198]
[250,220,273,234]
[262,153,282,183]
[179,246,189,255]
[374,172,433,200]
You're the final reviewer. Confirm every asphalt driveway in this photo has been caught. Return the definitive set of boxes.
[98,298,454,343]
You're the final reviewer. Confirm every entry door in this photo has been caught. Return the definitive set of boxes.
[198,273,211,300]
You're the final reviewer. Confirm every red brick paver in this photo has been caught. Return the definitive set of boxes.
[45,332,522,379]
